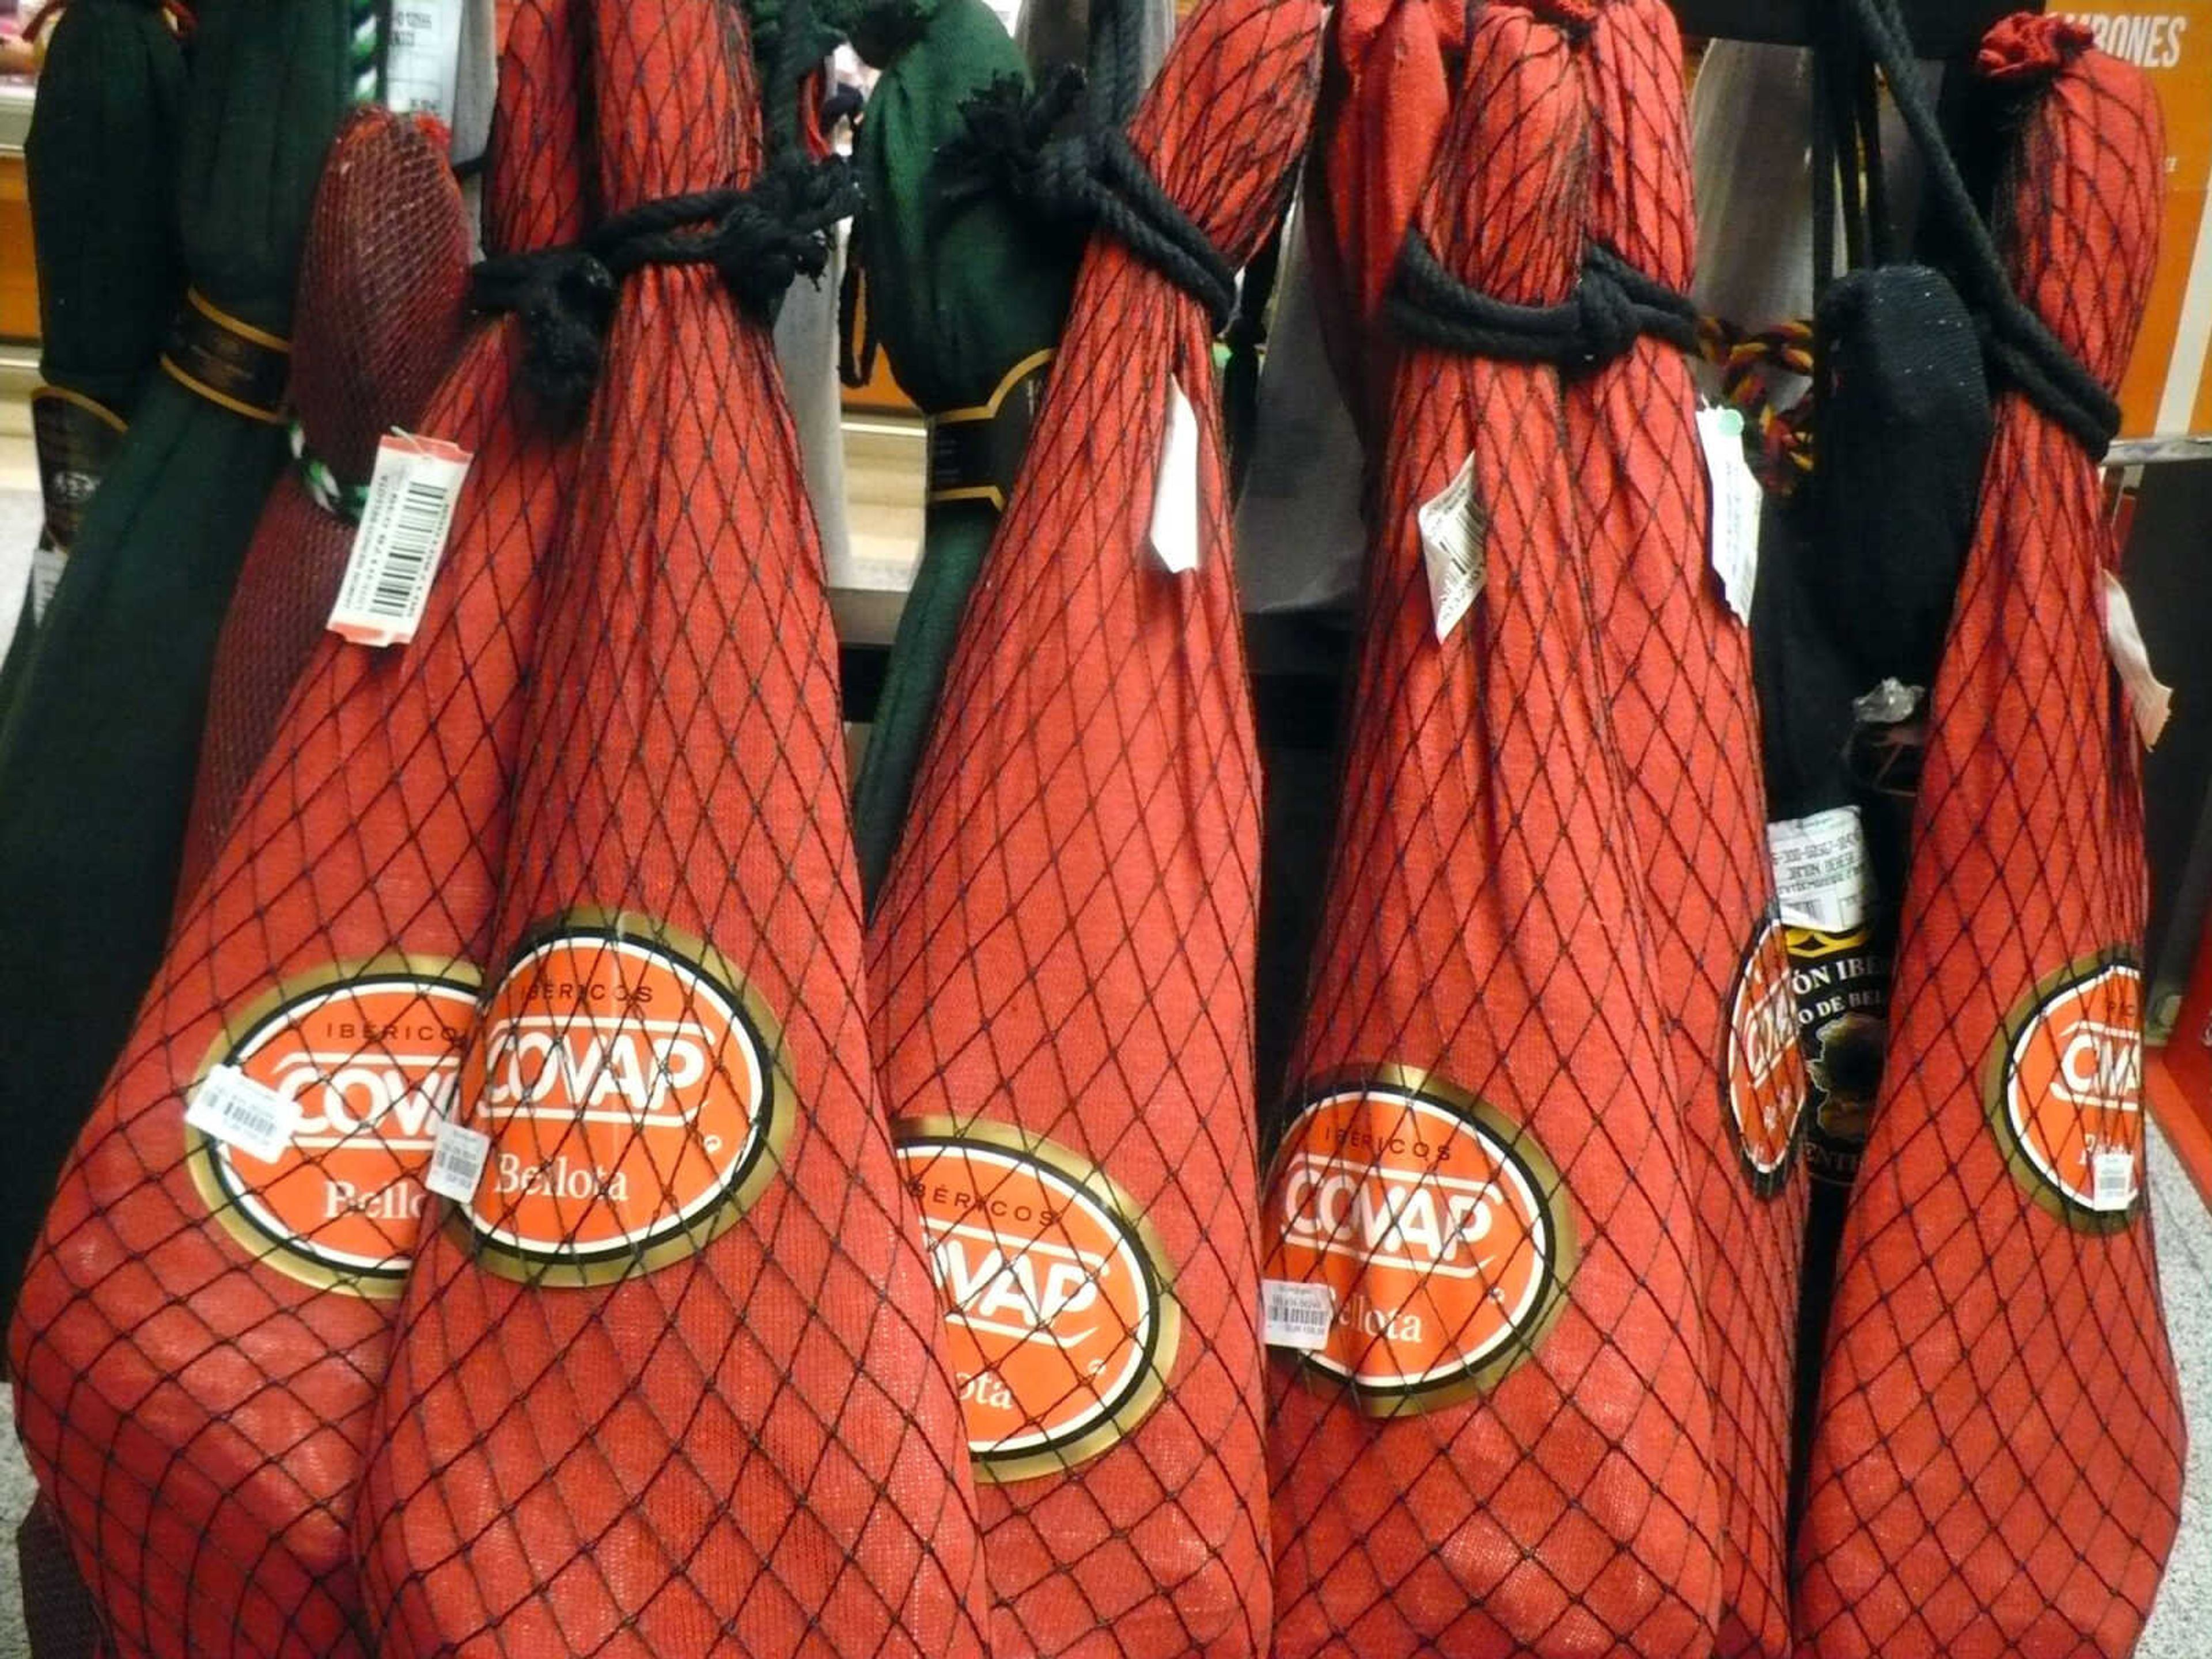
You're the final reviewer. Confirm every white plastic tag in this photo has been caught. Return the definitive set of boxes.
[1767,806,1873,934]
[329,431,474,647]
[2092,1147,2138,1211]
[186,1063,302,1165]
[1696,405,1761,624]
[1417,450,1487,643]
[425,1118,492,1202]
[1149,380,1202,575]
[384,0,466,123]
[2101,570,2171,749]
[1262,1279,1335,1352]
[29,541,64,624]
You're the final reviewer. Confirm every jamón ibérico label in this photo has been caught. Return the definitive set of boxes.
[1262,1067,1575,1414]
[458,915,791,1283]
[187,961,480,1293]
[1727,913,1810,1191]
[895,1119,1178,1483]
[1988,952,2145,1228]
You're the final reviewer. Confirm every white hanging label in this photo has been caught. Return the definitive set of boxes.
[424,1118,492,1203]
[1696,405,1762,625]
[328,431,474,647]
[1416,450,1487,643]
[2092,1147,2138,1211]
[1261,1279,1336,1352]
[1767,806,1873,934]
[186,1063,303,1165]
[29,541,65,624]
[384,0,466,124]
[2101,570,2171,749]
[1149,379,1202,575]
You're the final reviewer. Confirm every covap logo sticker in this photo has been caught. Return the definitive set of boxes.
[1262,1066,1575,1414]
[188,960,480,1294]
[459,914,792,1284]
[1988,951,2144,1229]
[895,1119,1178,1483]
[1728,913,1810,1192]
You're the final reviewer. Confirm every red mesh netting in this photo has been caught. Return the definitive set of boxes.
[355,0,988,1652]
[1569,2,1805,1653]
[179,104,474,900]
[1265,6,1725,1655]
[5,0,594,1650]
[863,0,1320,1652]
[1793,18,2186,1658]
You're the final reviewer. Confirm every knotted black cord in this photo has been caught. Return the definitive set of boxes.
[935,0,1240,328]
[1387,232,1699,370]
[1842,0,2121,455]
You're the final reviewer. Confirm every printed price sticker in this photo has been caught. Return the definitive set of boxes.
[1767,806,1873,934]
[384,0,465,124]
[1418,450,1487,643]
[425,1118,491,1203]
[1262,1279,1336,1353]
[187,1063,303,1165]
[2092,1147,2138,1211]
[1696,405,1762,624]
[329,431,474,647]
[1149,379,1202,575]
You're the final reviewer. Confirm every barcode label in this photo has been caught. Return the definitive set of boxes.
[384,0,465,124]
[1767,806,1873,934]
[425,1118,491,1202]
[1417,449,1487,642]
[1262,1279,1336,1351]
[186,1064,302,1165]
[328,431,474,647]
[2092,1148,2137,1211]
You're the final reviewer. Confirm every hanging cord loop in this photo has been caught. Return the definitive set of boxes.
[1388,232,1698,369]
[1839,0,2119,455]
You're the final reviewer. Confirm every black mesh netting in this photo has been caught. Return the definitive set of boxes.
[356,0,991,1650]
[5,0,594,1651]
[1267,2,1753,1653]
[179,103,475,900]
[1793,17,2187,1658]
[863,0,1320,1652]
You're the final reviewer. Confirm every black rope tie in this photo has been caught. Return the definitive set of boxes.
[938,65,1238,330]
[1387,232,1699,370]
[471,156,858,422]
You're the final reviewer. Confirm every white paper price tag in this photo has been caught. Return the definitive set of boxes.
[2101,570,2172,749]
[384,0,465,124]
[425,1118,492,1202]
[329,431,474,647]
[1696,405,1762,624]
[1149,379,1202,575]
[1767,806,1873,934]
[187,1064,302,1165]
[2092,1147,2138,1211]
[1417,450,1487,643]
[1262,1279,1335,1352]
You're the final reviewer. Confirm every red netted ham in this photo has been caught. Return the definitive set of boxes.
[865,0,1321,1652]
[1265,7,1722,1656]
[356,0,988,1652]
[1567,2,1805,1653]
[1795,16,2185,1657]
[179,104,473,898]
[6,2,596,1652]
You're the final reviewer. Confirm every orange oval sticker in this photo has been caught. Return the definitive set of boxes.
[1989,953,2143,1227]
[459,918,790,1283]
[894,1119,1178,1482]
[189,964,479,1294]
[1728,913,1810,1191]
[1262,1068,1575,1414]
